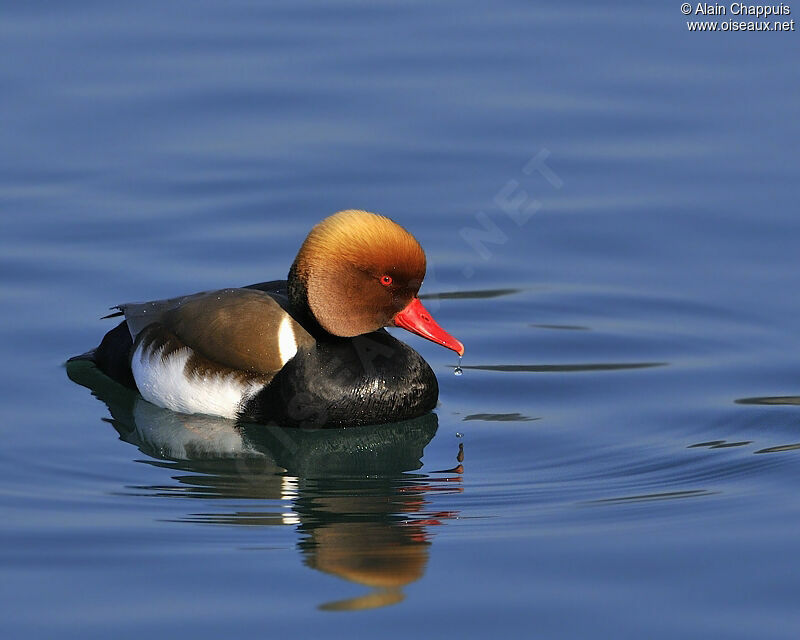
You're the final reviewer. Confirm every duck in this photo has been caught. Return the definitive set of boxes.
[73,210,464,428]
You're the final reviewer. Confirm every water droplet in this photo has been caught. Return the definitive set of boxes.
[455,432,463,439]
[453,355,463,376]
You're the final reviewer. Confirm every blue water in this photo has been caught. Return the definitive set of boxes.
[2,1,800,637]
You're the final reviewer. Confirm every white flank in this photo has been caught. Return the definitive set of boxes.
[277,315,298,365]
[131,342,264,419]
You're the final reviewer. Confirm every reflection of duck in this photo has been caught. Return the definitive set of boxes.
[67,360,462,610]
[300,507,429,611]
[71,211,463,427]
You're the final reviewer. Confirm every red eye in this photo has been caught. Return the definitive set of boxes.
[380,275,393,286]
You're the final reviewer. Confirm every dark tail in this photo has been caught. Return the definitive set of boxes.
[70,320,137,389]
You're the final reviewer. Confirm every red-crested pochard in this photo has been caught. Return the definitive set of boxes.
[73,210,463,428]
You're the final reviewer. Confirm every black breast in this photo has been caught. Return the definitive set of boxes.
[239,330,439,428]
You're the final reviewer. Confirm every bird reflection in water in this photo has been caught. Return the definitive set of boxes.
[67,359,463,611]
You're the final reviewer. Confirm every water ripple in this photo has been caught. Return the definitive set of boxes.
[458,362,667,373]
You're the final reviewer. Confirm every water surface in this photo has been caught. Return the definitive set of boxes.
[2,1,800,638]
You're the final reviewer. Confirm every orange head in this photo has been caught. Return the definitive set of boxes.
[289,210,464,355]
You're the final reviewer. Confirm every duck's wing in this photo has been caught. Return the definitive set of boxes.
[112,290,212,338]
[244,280,290,313]
[244,280,288,296]
[113,281,291,338]
[120,288,314,375]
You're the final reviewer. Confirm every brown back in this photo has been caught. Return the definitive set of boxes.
[128,288,314,374]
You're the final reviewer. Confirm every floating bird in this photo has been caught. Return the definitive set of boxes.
[72,210,463,427]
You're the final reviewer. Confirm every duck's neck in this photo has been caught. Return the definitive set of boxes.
[287,262,331,341]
